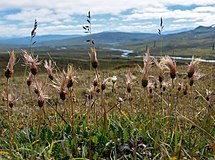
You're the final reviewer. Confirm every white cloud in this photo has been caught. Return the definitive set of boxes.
[0,0,214,37]
[5,8,72,23]
[193,6,215,12]
[109,17,119,21]
[173,18,198,23]
[1,0,214,14]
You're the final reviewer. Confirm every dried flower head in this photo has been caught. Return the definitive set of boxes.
[2,92,18,108]
[66,64,76,88]
[160,56,176,79]
[37,90,49,108]
[177,81,182,91]
[161,81,170,91]
[89,47,99,69]
[187,57,200,78]
[154,58,164,83]
[32,80,43,95]
[88,87,94,100]
[5,50,16,78]
[101,77,112,91]
[181,82,188,95]
[44,59,54,80]
[52,70,68,101]
[33,81,49,108]
[27,72,33,86]
[22,50,41,75]
[206,89,212,101]
[141,50,152,88]
[147,82,155,95]
[93,75,99,87]
[126,69,136,93]
[189,70,205,86]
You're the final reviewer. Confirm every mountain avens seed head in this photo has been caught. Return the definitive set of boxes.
[170,72,176,79]
[101,83,106,91]
[60,91,66,101]
[127,85,131,93]
[142,79,148,88]
[188,71,194,79]
[92,60,98,69]
[49,75,54,80]
[38,99,44,108]
[9,102,14,108]
[93,80,98,87]
[67,79,74,88]
[189,79,194,86]
[159,76,163,83]
[30,66,38,75]
[5,69,13,78]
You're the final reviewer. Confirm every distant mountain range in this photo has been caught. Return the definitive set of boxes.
[0,25,214,50]
[0,35,81,45]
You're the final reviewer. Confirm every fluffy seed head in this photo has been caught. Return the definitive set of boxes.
[187,57,200,78]
[126,69,136,93]
[182,83,188,95]
[160,56,176,79]
[27,73,33,86]
[52,70,68,100]
[89,47,99,69]
[5,50,16,78]
[2,92,18,108]
[38,95,44,108]
[93,76,99,87]
[23,50,41,75]
[44,59,54,80]
[154,58,164,83]
[101,77,112,91]
[141,51,152,88]
[66,64,76,88]
[88,87,94,100]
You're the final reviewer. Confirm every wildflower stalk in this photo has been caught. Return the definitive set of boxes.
[69,89,78,156]
[158,18,164,56]
[6,78,13,159]
[100,83,108,133]
[128,92,133,119]
[190,86,194,119]
[143,88,149,120]
[126,69,134,118]
[4,50,16,159]
[171,78,174,115]
[161,88,165,117]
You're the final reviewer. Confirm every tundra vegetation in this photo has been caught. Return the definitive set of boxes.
[0,16,214,160]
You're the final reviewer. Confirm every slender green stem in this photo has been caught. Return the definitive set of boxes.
[6,78,13,159]
[160,34,163,56]
[190,86,194,119]
[145,88,151,120]
[100,90,108,132]
[69,90,78,156]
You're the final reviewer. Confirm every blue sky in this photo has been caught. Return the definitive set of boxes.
[0,0,214,37]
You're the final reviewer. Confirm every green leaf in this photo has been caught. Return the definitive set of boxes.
[93,152,99,159]
[92,136,98,144]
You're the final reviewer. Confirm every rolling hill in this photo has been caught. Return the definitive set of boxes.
[0,25,214,57]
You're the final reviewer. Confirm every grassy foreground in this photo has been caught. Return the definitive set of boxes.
[0,50,214,159]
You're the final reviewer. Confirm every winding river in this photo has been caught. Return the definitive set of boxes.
[108,48,215,63]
